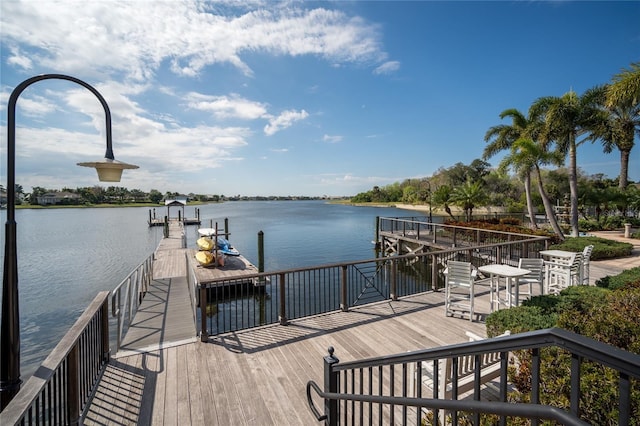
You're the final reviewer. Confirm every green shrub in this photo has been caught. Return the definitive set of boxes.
[486,281,640,424]
[578,218,601,232]
[485,305,556,337]
[596,266,640,290]
[549,236,633,260]
[601,215,627,230]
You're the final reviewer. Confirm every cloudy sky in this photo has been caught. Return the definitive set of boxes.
[1,1,638,197]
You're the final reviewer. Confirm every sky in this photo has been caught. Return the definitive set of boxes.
[1,1,639,197]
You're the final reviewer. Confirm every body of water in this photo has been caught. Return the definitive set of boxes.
[1,200,428,379]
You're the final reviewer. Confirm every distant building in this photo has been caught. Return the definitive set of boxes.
[37,191,81,206]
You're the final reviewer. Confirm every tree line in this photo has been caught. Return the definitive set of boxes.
[353,62,640,240]
[4,185,223,205]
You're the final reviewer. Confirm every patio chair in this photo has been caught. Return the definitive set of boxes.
[546,253,583,294]
[517,258,544,299]
[581,245,594,285]
[445,260,476,321]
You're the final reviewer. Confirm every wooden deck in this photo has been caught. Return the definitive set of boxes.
[85,290,495,425]
[82,222,631,425]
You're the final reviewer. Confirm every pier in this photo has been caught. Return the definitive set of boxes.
[2,219,637,425]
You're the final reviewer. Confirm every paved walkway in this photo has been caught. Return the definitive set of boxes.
[588,229,640,283]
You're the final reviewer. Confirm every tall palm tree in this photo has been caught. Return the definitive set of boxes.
[484,109,538,229]
[606,62,640,107]
[499,139,565,239]
[588,84,639,188]
[530,89,602,237]
[589,63,640,189]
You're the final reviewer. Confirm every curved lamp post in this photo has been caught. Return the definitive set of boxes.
[1,74,138,410]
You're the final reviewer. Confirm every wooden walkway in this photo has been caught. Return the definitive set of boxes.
[118,222,197,355]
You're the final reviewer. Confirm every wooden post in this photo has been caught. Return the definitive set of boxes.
[258,231,264,273]
[324,347,340,426]
[225,218,229,240]
[374,216,380,248]
[148,209,152,224]
[431,254,439,291]
[163,216,168,238]
[278,273,287,325]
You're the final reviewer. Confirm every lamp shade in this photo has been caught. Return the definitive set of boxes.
[77,157,139,182]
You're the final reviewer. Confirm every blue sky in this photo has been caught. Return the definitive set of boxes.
[1,1,639,197]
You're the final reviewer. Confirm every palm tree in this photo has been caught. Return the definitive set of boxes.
[431,185,456,220]
[589,63,640,189]
[499,139,565,239]
[450,179,487,222]
[484,109,538,229]
[590,84,639,188]
[606,62,640,107]
[530,89,602,237]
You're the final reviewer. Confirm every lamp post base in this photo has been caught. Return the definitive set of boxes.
[0,378,22,411]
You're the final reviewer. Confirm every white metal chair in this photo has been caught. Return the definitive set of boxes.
[517,258,544,299]
[581,245,594,285]
[444,260,476,321]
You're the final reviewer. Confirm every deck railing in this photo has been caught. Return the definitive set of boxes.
[195,228,549,340]
[378,216,548,250]
[110,253,154,351]
[0,292,110,426]
[306,328,640,425]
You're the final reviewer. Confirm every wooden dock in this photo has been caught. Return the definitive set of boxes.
[148,217,201,227]
[187,249,260,286]
[117,222,197,355]
[82,223,631,425]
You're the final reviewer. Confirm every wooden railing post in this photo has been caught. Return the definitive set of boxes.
[200,285,208,342]
[66,343,80,425]
[340,266,348,311]
[324,347,340,426]
[279,273,288,325]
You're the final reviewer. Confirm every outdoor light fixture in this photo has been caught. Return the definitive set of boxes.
[0,74,139,410]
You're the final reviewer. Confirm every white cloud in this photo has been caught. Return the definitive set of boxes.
[322,134,343,143]
[0,2,392,81]
[7,45,33,70]
[373,61,400,75]
[186,93,268,120]
[264,109,309,135]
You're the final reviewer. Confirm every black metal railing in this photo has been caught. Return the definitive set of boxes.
[306,328,640,425]
[194,229,549,340]
[378,216,548,251]
[0,292,110,425]
[110,253,153,351]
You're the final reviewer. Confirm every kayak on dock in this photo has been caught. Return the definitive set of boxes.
[196,237,214,251]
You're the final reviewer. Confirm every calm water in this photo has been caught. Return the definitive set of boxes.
[1,200,424,379]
